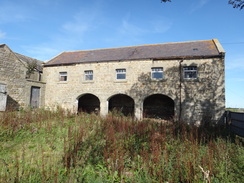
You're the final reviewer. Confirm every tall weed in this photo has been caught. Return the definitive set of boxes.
[0,109,243,182]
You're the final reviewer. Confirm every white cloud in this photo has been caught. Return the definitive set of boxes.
[102,13,173,48]
[61,1,104,35]
[0,2,30,24]
[0,30,6,39]
[63,23,89,33]
[62,12,91,34]
[226,56,244,71]
[22,1,105,61]
[150,18,173,33]
[118,14,172,37]
[23,44,61,62]
[20,1,173,61]
[119,19,146,35]
[190,0,210,13]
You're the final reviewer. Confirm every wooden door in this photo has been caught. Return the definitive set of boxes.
[30,87,40,108]
[0,84,7,111]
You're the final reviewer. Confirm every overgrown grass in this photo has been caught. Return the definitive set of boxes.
[0,109,243,182]
[226,108,244,112]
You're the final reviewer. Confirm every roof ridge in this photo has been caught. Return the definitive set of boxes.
[45,51,66,64]
[65,39,213,53]
[45,39,222,66]
[14,52,42,62]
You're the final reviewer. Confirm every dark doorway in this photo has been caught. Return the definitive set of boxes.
[109,94,134,116]
[30,86,40,108]
[143,94,174,119]
[78,94,100,114]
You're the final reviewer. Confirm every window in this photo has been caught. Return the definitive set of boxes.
[59,72,67,81]
[39,73,42,81]
[84,70,93,81]
[183,66,197,79]
[151,67,163,80]
[116,69,126,79]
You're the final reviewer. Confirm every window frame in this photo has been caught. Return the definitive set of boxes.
[183,66,198,79]
[151,67,164,80]
[59,72,67,81]
[116,69,126,80]
[84,70,93,81]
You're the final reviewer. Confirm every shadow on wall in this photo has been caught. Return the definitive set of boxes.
[127,66,179,120]
[127,62,225,124]
[180,61,225,124]
[76,60,224,124]
[6,95,20,111]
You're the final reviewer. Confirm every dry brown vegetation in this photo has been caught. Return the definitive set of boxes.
[0,108,243,182]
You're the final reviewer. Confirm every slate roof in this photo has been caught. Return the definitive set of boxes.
[1,43,43,71]
[45,39,225,66]
[14,52,44,71]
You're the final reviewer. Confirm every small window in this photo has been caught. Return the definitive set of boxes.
[183,66,197,79]
[39,73,42,81]
[116,69,126,79]
[59,72,67,81]
[84,70,93,81]
[151,67,163,80]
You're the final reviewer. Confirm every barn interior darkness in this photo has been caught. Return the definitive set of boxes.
[78,94,100,113]
[143,94,174,120]
[109,94,135,116]
[78,93,174,119]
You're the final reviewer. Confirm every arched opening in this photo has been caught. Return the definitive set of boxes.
[143,94,174,120]
[78,94,100,114]
[109,94,134,116]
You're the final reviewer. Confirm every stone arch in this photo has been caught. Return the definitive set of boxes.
[143,94,174,120]
[78,93,100,114]
[108,94,135,116]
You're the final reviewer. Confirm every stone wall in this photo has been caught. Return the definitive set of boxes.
[43,57,225,124]
[0,45,45,110]
[180,58,225,124]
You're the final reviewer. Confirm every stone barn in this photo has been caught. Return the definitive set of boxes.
[43,39,225,124]
[0,44,45,111]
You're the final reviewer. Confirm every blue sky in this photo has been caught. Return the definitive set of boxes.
[0,0,244,108]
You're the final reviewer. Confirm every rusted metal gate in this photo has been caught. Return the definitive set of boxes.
[30,86,40,108]
[226,111,244,137]
[0,83,7,111]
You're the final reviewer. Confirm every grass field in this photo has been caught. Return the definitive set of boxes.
[226,108,244,112]
[0,108,243,183]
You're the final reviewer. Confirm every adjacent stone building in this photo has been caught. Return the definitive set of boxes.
[43,39,225,124]
[0,44,45,111]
